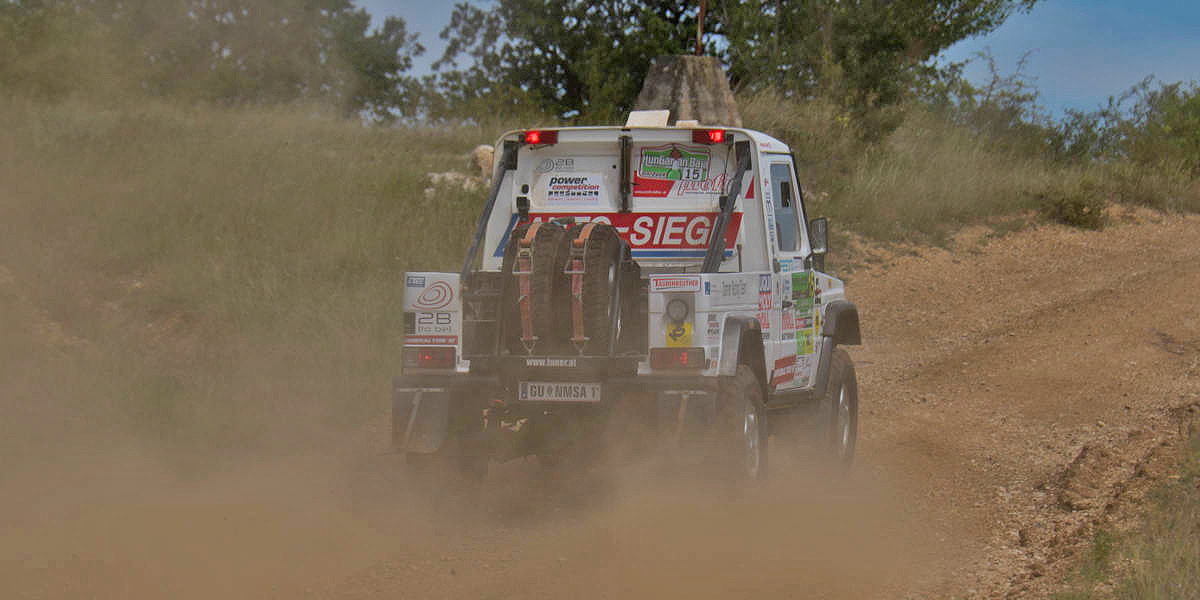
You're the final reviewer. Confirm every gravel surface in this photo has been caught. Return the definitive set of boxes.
[4,209,1198,599]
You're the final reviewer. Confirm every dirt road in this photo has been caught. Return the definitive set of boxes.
[3,210,1198,599]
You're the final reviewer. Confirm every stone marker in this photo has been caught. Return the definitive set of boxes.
[633,55,742,127]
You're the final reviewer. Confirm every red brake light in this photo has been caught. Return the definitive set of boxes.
[692,129,726,144]
[403,346,456,370]
[524,130,558,145]
[650,347,705,370]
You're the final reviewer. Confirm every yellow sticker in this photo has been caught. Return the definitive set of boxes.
[666,322,693,347]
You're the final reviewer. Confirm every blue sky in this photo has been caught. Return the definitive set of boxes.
[358,0,1200,117]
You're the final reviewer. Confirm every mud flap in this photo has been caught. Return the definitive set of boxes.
[657,392,717,441]
[392,388,450,454]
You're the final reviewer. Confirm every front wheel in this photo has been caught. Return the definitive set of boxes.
[821,348,858,468]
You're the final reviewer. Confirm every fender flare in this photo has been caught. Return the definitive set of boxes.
[820,300,862,346]
[718,315,764,377]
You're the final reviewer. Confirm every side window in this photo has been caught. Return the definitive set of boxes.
[769,162,798,252]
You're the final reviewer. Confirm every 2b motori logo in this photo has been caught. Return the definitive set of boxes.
[520,212,742,250]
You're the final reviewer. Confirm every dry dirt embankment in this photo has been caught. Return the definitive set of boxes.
[3,211,1199,599]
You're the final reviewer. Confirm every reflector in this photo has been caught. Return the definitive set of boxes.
[403,346,456,370]
[650,347,705,369]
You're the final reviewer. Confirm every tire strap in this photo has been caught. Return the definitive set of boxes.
[515,223,542,348]
[566,223,599,347]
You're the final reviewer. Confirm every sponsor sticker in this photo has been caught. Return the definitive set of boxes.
[414,281,455,310]
[757,291,772,332]
[406,335,458,345]
[525,357,577,367]
[536,157,575,173]
[494,212,742,259]
[797,331,816,355]
[545,174,603,205]
[632,143,744,198]
[650,276,701,293]
[638,144,710,182]
[666,321,693,347]
[706,313,721,341]
[720,280,748,298]
[411,311,456,337]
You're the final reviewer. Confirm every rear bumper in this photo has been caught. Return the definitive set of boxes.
[392,369,718,454]
[392,372,718,396]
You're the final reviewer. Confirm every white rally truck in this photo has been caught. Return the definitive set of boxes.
[394,112,861,483]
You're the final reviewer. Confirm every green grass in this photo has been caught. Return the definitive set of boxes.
[740,89,1200,243]
[1053,432,1200,599]
[1115,432,1200,600]
[0,97,508,455]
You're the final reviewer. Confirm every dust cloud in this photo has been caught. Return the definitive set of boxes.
[0,411,939,599]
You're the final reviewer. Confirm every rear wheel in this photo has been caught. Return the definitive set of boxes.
[716,364,768,482]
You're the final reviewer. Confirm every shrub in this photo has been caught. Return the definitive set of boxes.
[1037,176,1108,230]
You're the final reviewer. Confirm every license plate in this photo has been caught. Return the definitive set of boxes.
[518,382,602,402]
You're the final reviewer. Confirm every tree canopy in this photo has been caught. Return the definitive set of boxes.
[430,0,1040,120]
[0,0,424,119]
[2,0,1042,121]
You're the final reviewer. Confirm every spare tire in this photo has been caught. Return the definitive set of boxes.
[500,221,570,355]
[564,223,629,355]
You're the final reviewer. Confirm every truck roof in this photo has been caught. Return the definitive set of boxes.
[494,126,791,155]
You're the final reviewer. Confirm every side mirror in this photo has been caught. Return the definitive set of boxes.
[809,217,829,255]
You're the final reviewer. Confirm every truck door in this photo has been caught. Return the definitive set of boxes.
[762,155,812,391]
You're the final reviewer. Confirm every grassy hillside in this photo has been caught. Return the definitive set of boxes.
[2,93,1197,456]
[0,98,505,454]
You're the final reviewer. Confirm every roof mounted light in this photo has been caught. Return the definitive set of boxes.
[523,130,558,145]
[692,129,727,144]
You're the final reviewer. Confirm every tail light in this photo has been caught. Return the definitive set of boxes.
[403,346,456,370]
[692,129,726,144]
[650,347,705,370]
[523,130,558,145]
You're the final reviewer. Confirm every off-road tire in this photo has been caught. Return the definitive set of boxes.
[820,348,858,468]
[564,223,628,355]
[716,364,769,482]
[500,222,570,354]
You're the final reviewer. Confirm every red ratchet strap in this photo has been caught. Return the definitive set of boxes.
[567,223,599,346]
[516,223,543,347]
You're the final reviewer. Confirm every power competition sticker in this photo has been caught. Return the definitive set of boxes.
[545,174,603,206]
[792,272,816,355]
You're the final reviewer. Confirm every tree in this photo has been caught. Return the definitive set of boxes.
[433,0,1039,120]
[432,0,722,122]
[0,0,424,119]
[718,0,1041,110]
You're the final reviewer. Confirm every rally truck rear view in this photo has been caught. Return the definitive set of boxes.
[394,111,862,485]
